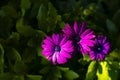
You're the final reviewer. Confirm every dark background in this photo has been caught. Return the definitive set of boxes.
[0,0,120,80]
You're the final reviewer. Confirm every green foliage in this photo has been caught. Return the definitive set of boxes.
[0,44,4,73]
[0,0,120,80]
[86,61,98,80]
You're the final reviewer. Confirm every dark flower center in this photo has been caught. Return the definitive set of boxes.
[55,46,61,52]
[97,47,101,51]
[96,45,103,52]
[74,36,81,42]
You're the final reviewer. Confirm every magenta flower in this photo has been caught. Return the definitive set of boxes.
[62,21,95,54]
[89,35,110,61]
[41,34,74,64]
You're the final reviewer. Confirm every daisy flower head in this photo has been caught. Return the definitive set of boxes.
[41,34,74,64]
[62,21,95,54]
[89,35,110,61]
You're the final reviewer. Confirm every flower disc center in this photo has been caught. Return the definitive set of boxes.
[74,37,81,42]
[97,47,101,51]
[55,46,61,52]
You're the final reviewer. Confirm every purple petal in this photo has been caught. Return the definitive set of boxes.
[57,54,67,64]
[52,34,61,45]
[80,29,91,37]
[102,49,109,54]
[62,23,75,38]
[81,31,95,39]
[61,41,74,52]
[82,34,95,40]
[98,53,105,61]
[60,37,68,46]
[80,43,91,51]
[89,51,95,60]
[52,52,58,64]
[79,22,86,34]
[80,46,87,54]
[47,56,52,61]
[60,49,71,58]
[80,39,95,47]
[42,44,54,51]
[74,21,79,34]
[42,50,53,56]
[43,39,54,47]
[102,36,107,44]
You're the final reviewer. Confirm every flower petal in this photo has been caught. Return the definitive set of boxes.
[52,34,61,45]
[62,23,75,38]
[60,37,68,46]
[52,52,58,64]
[61,41,74,52]
[81,31,95,39]
[60,49,71,59]
[57,54,67,64]
[80,29,91,37]
[89,51,96,60]
[79,22,86,34]
[74,21,79,34]
[42,50,53,56]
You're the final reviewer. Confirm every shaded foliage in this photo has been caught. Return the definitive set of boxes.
[0,0,120,80]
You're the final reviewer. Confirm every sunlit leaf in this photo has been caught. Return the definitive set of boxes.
[97,61,111,80]
[83,54,91,62]
[86,61,98,80]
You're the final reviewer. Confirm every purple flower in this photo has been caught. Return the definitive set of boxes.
[41,34,74,64]
[89,35,110,61]
[62,21,95,54]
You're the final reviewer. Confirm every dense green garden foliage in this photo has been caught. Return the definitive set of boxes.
[0,0,120,80]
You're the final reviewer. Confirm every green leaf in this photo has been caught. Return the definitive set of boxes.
[7,47,21,62]
[16,18,36,37]
[13,61,28,75]
[27,30,46,47]
[2,5,18,18]
[63,70,79,80]
[0,44,4,73]
[108,49,120,60]
[97,61,111,80]
[37,2,58,32]
[0,16,13,38]
[106,19,118,33]
[0,73,14,80]
[108,61,119,80]
[59,67,79,80]
[47,2,58,32]
[37,4,47,31]
[58,67,69,71]
[13,75,24,80]
[39,66,50,74]
[83,54,91,62]
[6,32,20,47]
[22,47,35,63]
[27,75,42,80]
[40,66,62,80]
[86,61,98,80]
[20,0,31,10]
[53,67,62,78]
